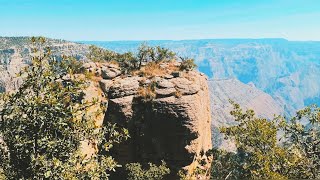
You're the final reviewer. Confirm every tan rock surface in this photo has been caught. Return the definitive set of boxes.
[97,67,212,178]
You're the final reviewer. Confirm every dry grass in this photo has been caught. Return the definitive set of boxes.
[84,71,95,80]
[129,61,181,78]
[109,60,120,66]
[140,62,166,77]
[137,85,156,101]
[139,61,180,77]
[83,71,103,82]
[168,62,180,72]
[174,89,182,98]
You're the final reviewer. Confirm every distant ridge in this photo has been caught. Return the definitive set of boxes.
[79,38,290,43]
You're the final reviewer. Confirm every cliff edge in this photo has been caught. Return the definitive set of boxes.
[83,61,212,178]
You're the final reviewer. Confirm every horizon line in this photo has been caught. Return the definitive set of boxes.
[2,36,320,42]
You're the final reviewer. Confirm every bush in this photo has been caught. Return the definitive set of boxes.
[87,45,118,62]
[0,37,129,179]
[211,101,320,179]
[281,105,320,179]
[138,44,176,64]
[139,62,166,77]
[125,161,170,180]
[137,81,157,102]
[60,55,84,74]
[87,44,179,74]
[179,58,197,71]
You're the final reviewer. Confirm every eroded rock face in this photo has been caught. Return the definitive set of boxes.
[101,67,121,79]
[100,70,212,178]
[83,62,212,178]
[109,77,140,98]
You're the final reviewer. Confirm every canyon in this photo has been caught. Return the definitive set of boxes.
[1,37,318,153]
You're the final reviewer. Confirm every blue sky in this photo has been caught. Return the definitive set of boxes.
[0,0,320,41]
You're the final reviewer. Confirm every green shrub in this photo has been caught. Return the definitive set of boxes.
[211,101,320,179]
[179,58,197,71]
[87,44,178,74]
[281,105,320,179]
[125,161,170,180]
[137,81,157,102]
[0,37,129,179]
[87,45,118,62]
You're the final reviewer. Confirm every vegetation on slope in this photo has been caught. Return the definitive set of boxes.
[0,37,129,179]
[87,44,196,75]
[0,37,182,179]
[125,161,170,180]
[211,101,320,179]
[0,37,68,49]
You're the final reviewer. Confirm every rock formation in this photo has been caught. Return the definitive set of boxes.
[83,62,213,179]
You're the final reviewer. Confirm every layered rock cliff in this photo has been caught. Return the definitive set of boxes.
[82,62,212,178]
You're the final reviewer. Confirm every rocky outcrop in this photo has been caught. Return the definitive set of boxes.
[82,62,212,179]
[0,48,27,92]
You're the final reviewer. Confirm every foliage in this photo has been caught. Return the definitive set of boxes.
[117,52,139,73]
[281,105,320,179]
[87,45,118,62]
[60,55,85,74]
[125,161,170,180]
[138,62,166,77]
[178,151,212,180]
[0,37,129,179]
[138,44,176,64]
[137,81,157,102]
[87,44,176,74]
[179,57,197,71]
[211,101,320,179]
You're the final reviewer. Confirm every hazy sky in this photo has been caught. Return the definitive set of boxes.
[1,0,320,41]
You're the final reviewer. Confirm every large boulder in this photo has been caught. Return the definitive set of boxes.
[101,67,121,79]
[108,77,140,98]
[171,77,200,95]
[104,71,212,179]
[99,79,113,93]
